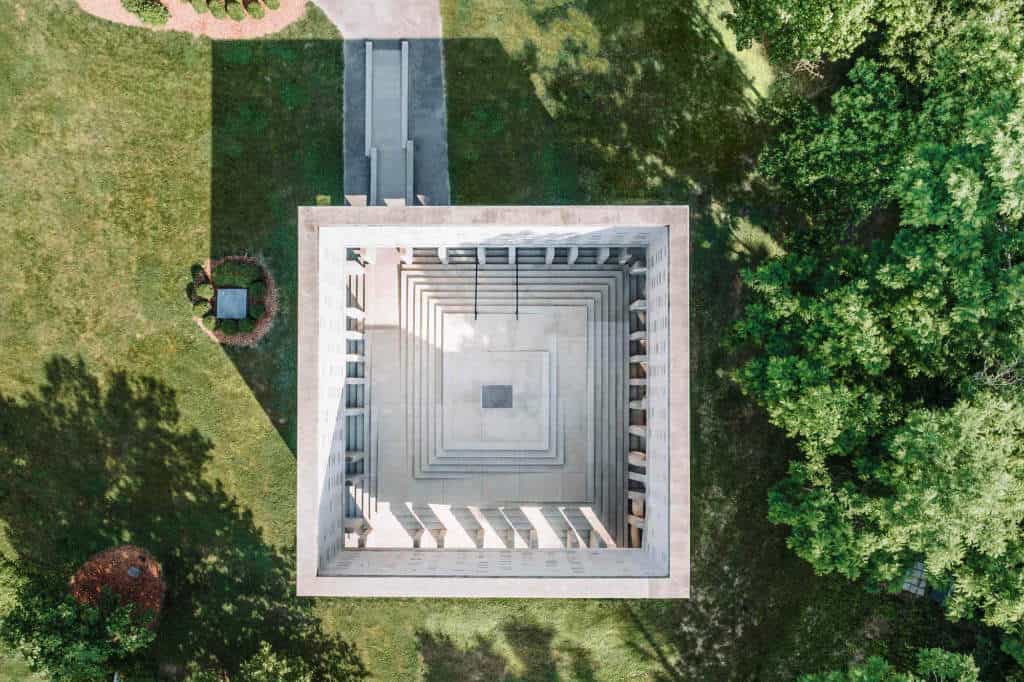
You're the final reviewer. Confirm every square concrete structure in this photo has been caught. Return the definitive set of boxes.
[297,205,690,598]
[215,288,248,320]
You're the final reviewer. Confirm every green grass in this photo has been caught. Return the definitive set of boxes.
[0,0,981,679]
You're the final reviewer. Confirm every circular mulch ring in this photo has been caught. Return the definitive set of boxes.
[193,255,279,347]
[77,0,308,40]
[69,545,165,628]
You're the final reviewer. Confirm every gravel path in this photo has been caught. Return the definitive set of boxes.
[77,0,308,39]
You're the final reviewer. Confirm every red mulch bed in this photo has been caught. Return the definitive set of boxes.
[69,545,165,628]
[192,255,279,347]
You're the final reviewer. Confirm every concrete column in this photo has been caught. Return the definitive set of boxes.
[477,247,487,264]
[568,246,579,265]
[364,41,373,157]
[545,247,555,265]
[599,247,611,264]
[437,247,448,264]
[400,247,414,265]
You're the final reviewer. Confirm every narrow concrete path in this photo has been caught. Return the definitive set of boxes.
[312,0,451,206]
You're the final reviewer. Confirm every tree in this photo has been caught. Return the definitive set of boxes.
[735,16,1024,633]
[0,568,156,681]
[726,0,1013,77]
[726,0,879,66]
[758,60,911,235]
[800,648,979,681]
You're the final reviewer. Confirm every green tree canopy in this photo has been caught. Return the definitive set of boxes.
[726,0,1014,76]
[735,16,1024,633]
[799,648,979,681]
[0,567,156,681]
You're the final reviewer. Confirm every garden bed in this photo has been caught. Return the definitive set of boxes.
[77,0,306,39]
[69,545,165,628]
[192,255,279,347]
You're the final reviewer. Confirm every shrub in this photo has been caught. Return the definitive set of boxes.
[191,0,208,13]
[202,316,217,331]
[249,303,266,319]
[212,260,261,288]
[248,281,266,300]
[245,1,265,19]
[193,300,211,317]
[208,0,226,18]
[0,581,156,681]
[121,0,170,24]
[195,283,215,299]
[238,318,257,333]
[219,318,239,335]
[264,0,279,8]
[225,1,245,20]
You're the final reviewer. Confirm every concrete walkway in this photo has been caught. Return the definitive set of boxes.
[312,0,443,39]
[312,0,452,206]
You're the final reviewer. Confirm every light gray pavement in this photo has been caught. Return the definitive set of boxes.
[312,0,443,39]
[317,0,451,206]
[343,40,451,206]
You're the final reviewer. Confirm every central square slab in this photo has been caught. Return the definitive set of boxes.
[442,350,550,451]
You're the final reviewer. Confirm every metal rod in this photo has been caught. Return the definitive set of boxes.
[514,250,519,320]
[474,249,479,320]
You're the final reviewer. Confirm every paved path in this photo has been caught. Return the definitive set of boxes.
[312,0,443,39]
[312,0,451,206]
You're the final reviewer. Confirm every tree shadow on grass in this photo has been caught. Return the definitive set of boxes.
[417,619,595,682]
[0,356,365,679]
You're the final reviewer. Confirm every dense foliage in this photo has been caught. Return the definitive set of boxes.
[735,12,1024,634]
[726,0,1019,76]
[121,0,170,25]
[0,571,155,680]
[800,648,980,682]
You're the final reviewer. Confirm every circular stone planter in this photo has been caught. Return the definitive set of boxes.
[192,256,279,347]
[69,545,165,629]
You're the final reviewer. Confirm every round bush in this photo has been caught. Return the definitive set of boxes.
[196,283,215,299]
[219,318,239,335]
[248,281,266,300]
[238,318,257,333]
[193,300,212,317]
[208,0,227,18]
[225,1,245,20]
[264,0,279,8]
[249,303,267,319]
[202,315,217,331]
[191,0,208,12]
[245,1,264,19]
[121,0,169,24]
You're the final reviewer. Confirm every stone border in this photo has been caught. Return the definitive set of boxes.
[296,205,690,598]
[76,0,307,40]
[192,256,279,347]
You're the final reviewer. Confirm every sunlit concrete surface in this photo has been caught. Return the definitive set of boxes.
[296,205,689,598]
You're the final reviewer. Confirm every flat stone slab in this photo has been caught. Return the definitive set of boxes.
[216,288,248,320]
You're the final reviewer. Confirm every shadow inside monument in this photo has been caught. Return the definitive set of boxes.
[0,356,366,678]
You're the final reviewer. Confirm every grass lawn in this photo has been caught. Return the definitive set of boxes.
[0,0,979,679]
